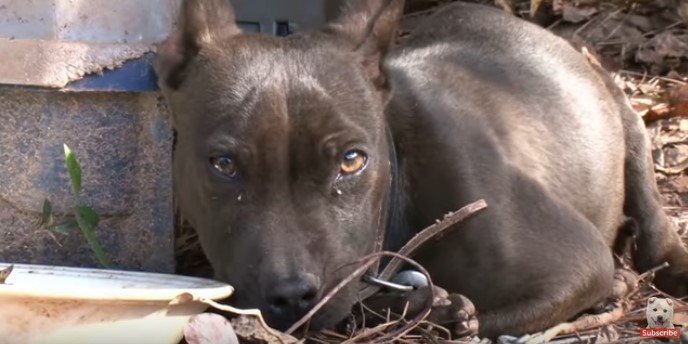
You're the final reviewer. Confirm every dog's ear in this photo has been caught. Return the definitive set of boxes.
[155,0,241,90]
[326,0,404,89]
[667,298,673,306]
[649,297,656,304]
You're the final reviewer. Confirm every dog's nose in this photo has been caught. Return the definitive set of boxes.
[657,315,664,321]
[266,275,320,319]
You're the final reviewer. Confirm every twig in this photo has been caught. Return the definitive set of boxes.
[286,256,380,335]
[307,337,330,344]
[370,199,487,294]
[359,301,390,322]
[574,10,621,38]
[637,261,670,281]
[344,302,411,344]
[655,160,688,175]
[342,321,398,344]
[319,330,348,340]
[417,320,453,340]
[525,305,625,344]
[287,252,436,343]
[619,70,687,85]
[361,253,435,343]
[624,262,670,299]
[641,20,685,38]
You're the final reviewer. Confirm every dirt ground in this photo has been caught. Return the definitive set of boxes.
[178,1,688,343]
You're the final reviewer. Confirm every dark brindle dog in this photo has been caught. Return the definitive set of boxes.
[155,0,688,338]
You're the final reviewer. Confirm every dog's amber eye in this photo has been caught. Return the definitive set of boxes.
[210,156,238,177]
[340,150,367,175]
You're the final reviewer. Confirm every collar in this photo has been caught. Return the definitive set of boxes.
[371,125,401,272]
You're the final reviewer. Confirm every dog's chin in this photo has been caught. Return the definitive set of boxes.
[261,302,353,333]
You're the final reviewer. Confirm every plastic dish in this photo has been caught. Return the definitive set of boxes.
[0,263,233,344]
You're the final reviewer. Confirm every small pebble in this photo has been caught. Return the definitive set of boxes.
[184,313,239,344]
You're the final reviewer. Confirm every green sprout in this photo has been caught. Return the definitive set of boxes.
[40,145,111,268]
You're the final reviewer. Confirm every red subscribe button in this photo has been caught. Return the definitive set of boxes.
[640,328,681,338]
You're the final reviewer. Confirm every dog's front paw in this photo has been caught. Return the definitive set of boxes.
[363,285,479,337]
[611,268,639,299]
[427,291,479,337]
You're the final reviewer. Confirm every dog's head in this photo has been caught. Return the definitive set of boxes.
[647,297,674,326]
[155,0,404,330]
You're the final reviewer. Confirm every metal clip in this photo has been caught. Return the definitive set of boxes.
[363,270,429,292]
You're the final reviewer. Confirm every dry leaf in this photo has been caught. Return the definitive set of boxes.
[530,0,544,17]
[637,32,688,68]
[670,84,688,117]
[230,315,298,343]
[494,0,514,14]
[652,103,671,113]
[632,96,655,106]
[562,3,598,23]
[0,265,13,284]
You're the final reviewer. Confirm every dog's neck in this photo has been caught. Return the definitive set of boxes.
[381,125,414,253]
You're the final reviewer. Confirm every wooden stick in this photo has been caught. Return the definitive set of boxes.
[377,199,487,284]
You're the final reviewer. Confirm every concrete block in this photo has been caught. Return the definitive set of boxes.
[0,88,174,272]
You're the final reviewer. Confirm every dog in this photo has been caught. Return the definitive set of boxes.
[154,0,688,338]
[647,297,675,329]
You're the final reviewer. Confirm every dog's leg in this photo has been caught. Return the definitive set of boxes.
[621,96,688,296]
[410,177,617,338]
[414,223,615,339]
[586,63,688,295]
[480,225,614,338]
[478,275,608,339]
[590,268,638,315]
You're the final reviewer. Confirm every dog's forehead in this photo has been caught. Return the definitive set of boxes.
[205,39,370,99]
[193,37,383,137]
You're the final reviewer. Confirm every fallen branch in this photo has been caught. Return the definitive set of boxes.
[524,305,625,344]
[637,261,670,281]
[365,199,488,298]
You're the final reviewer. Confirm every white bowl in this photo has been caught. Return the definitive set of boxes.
[0,263,233,344]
